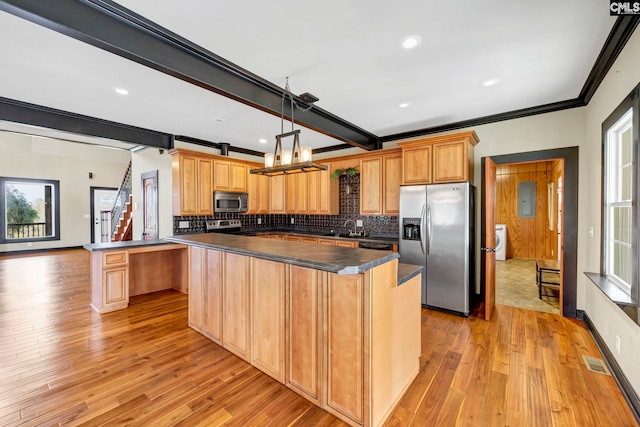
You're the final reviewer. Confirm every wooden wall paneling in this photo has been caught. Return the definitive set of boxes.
[494,161,557,260]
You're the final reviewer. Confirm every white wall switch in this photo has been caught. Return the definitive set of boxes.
[356,220,363,227]
[589,226,594,237]
[179,221,190,228]
[83,214,90,219]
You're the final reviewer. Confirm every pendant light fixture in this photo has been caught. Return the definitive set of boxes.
[250,78,328,177]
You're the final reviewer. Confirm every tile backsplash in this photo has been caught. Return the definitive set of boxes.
[173,174,399,237]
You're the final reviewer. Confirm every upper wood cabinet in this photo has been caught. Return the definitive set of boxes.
[269,175,286,214]
[171,152,213,215]
[398,131,479,185]
[360,157,383,215]
[247,168,270,214]
[383,154,402,215]
[359,153,402,216]
[214,160,247,192]
[286,173,308,214]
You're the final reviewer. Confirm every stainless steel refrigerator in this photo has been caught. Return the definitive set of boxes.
[399,183,475,316]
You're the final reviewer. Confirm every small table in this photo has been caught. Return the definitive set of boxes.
[536,259,560,299]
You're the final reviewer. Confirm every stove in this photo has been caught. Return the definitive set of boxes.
[204,219,256,236]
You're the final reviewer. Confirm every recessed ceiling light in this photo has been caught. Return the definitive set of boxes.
[400,35,422,50]
[114,87,129,95]
[397,101,412,109]
[213,117,224,122]
[482,78,501,87]
[259,138,267,144]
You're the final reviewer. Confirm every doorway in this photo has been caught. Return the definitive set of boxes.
[494,159,564,314]
[141,170,158,240]
[90,187,118,243]
[482,147,578,318]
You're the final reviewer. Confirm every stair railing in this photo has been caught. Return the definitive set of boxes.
[111,161,132,239]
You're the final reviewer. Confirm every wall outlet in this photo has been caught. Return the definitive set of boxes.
[589,226,594,238]
[83,214,90,219]
[27,242,33,247]
[257,217,262,225]
[178,221,190,229]
[291,217,295,224]
[616,335,621,355]
[356,220,363,227]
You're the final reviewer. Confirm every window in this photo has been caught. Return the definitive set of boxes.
[602,84,639,300]
[0,177,60,244]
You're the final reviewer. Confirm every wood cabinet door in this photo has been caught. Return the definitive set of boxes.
[251,258,286,383]
[287,266,322,404]
[317,168,336,214]
[197,158,213,215]
[231,163,247,192]
[324,273,364,425]
[360,157,383,215]
[403,146,432,184]
[204,249,223,345]
[433,140,466,182]
[248,172,269,214]
[188,246,204,332]
[383,154,402,215]
[335,240,358,248]
[301,237,318,244]
[307,171,319,213]
[103,267,129,307]
[213,160,231,191]
[180,155,198,214]
[223,253,251,361]
[317,238,336,246]
[269,175,286,213]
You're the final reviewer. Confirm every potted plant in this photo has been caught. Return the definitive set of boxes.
[330,166,359,195]
[330,166,359,180]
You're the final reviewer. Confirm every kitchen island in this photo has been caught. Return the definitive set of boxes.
[164,233,422,427]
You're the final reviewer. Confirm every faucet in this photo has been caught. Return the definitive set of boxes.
[344,219,357,236]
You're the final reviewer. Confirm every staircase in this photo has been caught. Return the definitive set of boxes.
[111,161,133,242]
[112,195,133,241]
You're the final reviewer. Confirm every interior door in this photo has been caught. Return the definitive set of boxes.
[91,187,117,243]
[142,170,158,240]
[482,157,497,321]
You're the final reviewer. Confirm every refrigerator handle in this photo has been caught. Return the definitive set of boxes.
[420,203,426,255]
[426,203,432,255]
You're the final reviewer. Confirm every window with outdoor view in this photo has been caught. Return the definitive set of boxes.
[602,83,639,300]
[0,177,60,243]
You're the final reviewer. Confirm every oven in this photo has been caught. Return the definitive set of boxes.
[205,219,256,236]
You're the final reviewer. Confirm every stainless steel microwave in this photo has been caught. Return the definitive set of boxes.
[213,191,249,213]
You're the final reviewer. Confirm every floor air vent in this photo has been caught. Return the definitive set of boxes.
[582,355,611,375]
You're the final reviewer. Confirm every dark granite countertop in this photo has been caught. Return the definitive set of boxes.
[83,239,182,252]
[251,230,399,245]
[164,233,399,275]
[398,263,424,286]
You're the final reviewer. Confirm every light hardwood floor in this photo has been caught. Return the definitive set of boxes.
[0,249,637,426]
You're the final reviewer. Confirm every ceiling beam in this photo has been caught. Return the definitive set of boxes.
[0,96,173,148]
[0,0,380,151]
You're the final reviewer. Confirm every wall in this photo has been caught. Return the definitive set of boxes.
[130,148,173,239]
[582,26,640,398]
[496,161,557,259]
[0,133,130,252]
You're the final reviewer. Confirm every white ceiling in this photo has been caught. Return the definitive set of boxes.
[0,1,617,155]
